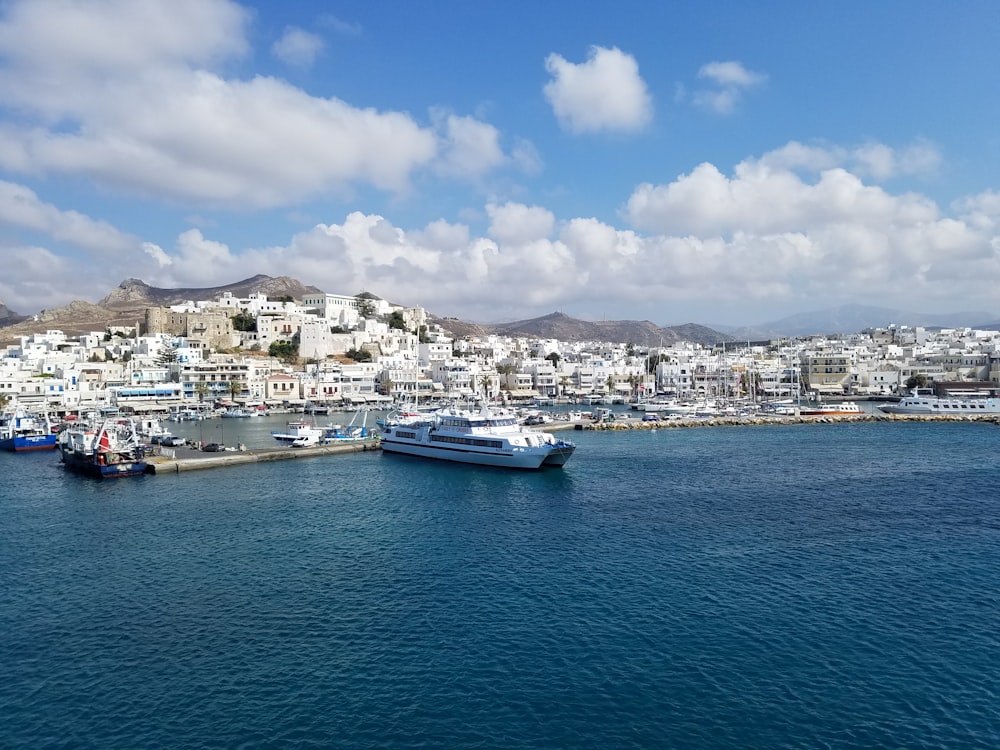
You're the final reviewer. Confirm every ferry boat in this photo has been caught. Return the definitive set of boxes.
[57,420,149,478]
[380,402,576,469]
[878,394,1000,416]
[0,408,57,451]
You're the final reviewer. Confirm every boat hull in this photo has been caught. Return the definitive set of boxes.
[380,439,562,469]
[60,451,148,478]
[0,433,58,452]
[878,397,1000,416]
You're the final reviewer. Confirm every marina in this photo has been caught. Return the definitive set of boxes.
[29,403,1000,477]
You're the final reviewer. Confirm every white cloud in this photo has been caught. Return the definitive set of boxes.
[433,112,506,179]
[693,60,766,115]
[543,46,652,134]
[272,27,325,68]
[0,0,444,208]
[487,202,555,245]
[5,148,1000,327]
[0,180,136,256]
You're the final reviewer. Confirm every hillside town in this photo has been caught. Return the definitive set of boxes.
[3,288,1000,417]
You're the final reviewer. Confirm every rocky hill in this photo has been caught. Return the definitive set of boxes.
[0,299,26,327]
[98,275,321,310]
[1,277,731,347]
[0,275,323,345]
[430,311,733,347]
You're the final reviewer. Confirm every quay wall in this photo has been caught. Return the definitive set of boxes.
[147,439,380,474]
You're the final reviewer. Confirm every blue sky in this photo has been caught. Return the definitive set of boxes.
[2,0,1000,327]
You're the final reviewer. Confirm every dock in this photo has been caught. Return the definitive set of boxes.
[146,439,381,474]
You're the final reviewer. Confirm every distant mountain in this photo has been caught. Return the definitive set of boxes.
[0,298,26,327]
[711,304,1000,340]
[430,311,733,347]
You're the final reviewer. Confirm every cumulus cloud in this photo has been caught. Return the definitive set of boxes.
[5,143,1000,327]
[0,0,470,208]
[543,46,652,133]
[487,202,555,245]
[432,112,506,179]
[272,27,325,68]
[0,180,136,256]
[693,60,766,114]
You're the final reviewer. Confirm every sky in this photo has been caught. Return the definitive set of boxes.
[2,0,1000,328]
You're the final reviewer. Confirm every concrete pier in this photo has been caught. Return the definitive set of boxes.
[147,439,381,474]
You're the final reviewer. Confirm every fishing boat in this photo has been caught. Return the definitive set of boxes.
[276,409,379,447]
[271,421,323,445]
[380,401,575,469]
[57,419,149,478]
[323,408,377,443]
[0,407,57,451]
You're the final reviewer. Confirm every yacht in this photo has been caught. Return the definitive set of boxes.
[380,402,576,469]
[798,401,865,416]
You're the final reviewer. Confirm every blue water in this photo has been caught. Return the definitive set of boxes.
[2,420,999,748]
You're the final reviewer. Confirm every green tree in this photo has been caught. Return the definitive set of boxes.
[155,342,178,367]
[495,363,515,392]
[346,348,372,362]
[545,352,561,366]
[231,310,257,332]
[605,375,615,394]
[559,376,570,397]
[269,340,299,363]
[228,378,244,399]
[195,381,210,403]
[355,293,376,318]
[479,374,493,397]
[905,373,928,390]
[387,311,407,330]
[417,325,431,343]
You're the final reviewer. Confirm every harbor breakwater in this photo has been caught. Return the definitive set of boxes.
[578,413,1000,430]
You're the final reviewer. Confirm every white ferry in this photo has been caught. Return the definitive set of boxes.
[380,402,576,469]
[878,394,1000,416]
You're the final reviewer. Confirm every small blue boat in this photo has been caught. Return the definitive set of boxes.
[0,408,57,452]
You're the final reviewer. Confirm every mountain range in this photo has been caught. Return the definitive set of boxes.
[0,276,997,346]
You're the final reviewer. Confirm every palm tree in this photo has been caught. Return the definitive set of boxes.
[479,374,493,399]
[228,378,244,401]
[194,381,210,404]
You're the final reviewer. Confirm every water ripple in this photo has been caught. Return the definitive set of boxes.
[1,423,999,748]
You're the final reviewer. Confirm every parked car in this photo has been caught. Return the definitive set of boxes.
[161,435,186,447]
[202,442,225,452]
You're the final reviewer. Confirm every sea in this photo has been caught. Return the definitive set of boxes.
[2,413,999,749]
